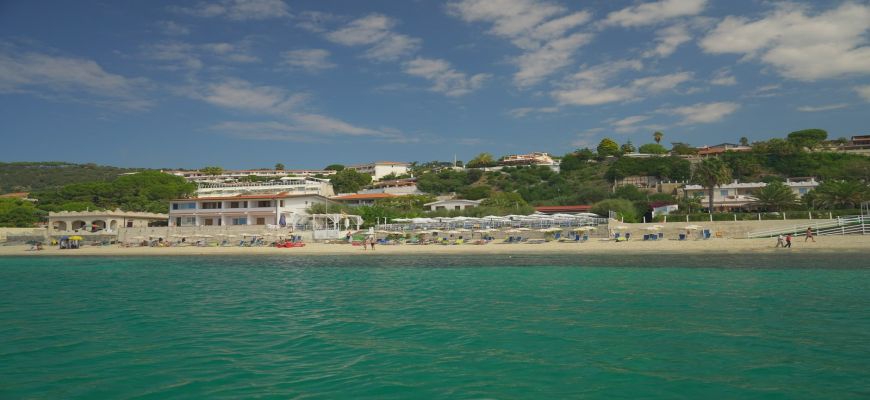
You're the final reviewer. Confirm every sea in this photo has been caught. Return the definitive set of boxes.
[1,254,869,399]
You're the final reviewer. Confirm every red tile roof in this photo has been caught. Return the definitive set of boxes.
[534,205,592,214]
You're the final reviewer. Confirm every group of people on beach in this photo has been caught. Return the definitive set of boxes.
[776,228,815,248]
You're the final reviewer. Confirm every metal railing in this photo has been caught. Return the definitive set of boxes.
[746,215,867,238]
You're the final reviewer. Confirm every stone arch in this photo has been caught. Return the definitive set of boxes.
[109,220,118,231]
[72,220,88,230]
[92,220,107,231]
[53,221,68,231]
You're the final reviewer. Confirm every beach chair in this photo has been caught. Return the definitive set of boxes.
[703,229,711,239]
[614,233,621,241]
[625,233,631,240]
[658,232,664,239]
[678,233,686,241]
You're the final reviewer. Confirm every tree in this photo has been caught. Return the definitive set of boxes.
[329,169,372,194]
[787,129,827,150]
[692,158,733,213]
[597,138,620,158]
[621,140,636,154]
[481,192,527,209]
[670,142,697,155]
[275,163,285,170]
[638,143,667,155]
[752,181,798,211]
[461,185,492,200]
[612,184,646,201]
[739,136,749,146]
[813,180,869,209]
[467,153,496,168]
[0,198,40,227]
[653,131,663,144]
[591,199,639,222]
[324,164,345,171]
[201,166,223,176]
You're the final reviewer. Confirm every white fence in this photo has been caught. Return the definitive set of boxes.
[746,215,868,238]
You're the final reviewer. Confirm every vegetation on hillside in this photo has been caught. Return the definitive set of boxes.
[0,162,143,194]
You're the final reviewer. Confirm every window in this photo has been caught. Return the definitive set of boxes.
[231,217,247,225]
[203,219,214,226]
[455,206,461,210]
[799,188,808,195]
[201,202,222,209]
[229,201,243,208]
[720,190,729,197]
[172,202,195,210]
[256,217,265,225]
[177,217,196,226]
[126,221,133,228]
[279,200,284,207]
[257,200,271,207]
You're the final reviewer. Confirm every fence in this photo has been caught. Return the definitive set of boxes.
[653,210,860,223]
[746,215,867,238]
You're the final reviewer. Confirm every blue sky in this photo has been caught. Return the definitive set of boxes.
[1,0,868,169]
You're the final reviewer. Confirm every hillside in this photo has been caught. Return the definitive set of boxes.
[0,162,146,194]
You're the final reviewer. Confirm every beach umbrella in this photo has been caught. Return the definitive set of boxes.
[69,235,83,241]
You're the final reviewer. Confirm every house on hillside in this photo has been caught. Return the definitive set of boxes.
[680,178,819,211]
[424,199,482,211]
[347,161,410,181]
[168,193,334,227]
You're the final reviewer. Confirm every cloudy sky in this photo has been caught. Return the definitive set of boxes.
[1,0,868,169]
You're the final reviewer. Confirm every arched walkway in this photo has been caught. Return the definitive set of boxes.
[53,221,68,231]
[109,220,118,231]
[92,220,106,231]
[72,220,88,230]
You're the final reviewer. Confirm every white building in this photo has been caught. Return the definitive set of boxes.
[424,199,483,211]
[682,178,820,211]
[499,152,560,172]
[347,161,410,181]
[164,169,335,182]
[194,177,334,198]
[168,193,335,227]
[49,210,168,233]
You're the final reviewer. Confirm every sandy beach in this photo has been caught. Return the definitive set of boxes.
[2,235,867,257]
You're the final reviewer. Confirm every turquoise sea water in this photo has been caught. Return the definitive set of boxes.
[1,254,869,399]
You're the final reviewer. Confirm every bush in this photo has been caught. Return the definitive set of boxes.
[591,199,639,222]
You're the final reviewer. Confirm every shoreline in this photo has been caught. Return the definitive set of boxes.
[2,236,868,257]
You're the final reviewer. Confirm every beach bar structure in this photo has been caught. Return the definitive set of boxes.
[49,210,168,234]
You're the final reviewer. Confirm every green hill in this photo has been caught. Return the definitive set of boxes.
[0,162,146,194]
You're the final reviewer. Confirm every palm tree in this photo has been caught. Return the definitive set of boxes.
[692,158,732,213]
[653,131,663,144]
[814,181,869,209]
[752,181,798,211]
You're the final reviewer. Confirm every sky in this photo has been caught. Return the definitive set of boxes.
[1,0,869,169]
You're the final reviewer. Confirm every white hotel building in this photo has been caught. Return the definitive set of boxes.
[169,193,334,227]
[347,161,410,181]
[168,178,337,228]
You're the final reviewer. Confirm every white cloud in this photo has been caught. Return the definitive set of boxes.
[700,3,870,81]
[797,103,849,112]
[0,48,150,109]
[552,61,692,106]
[171,0,289,20]
[662,102,740,125]
[447,0,593,87]
[195,78,305,114]
[508,106,559,118]
[156,21,190,36]
[643,24,691,57]
[857,85,870,102]
[142,41,258,70]
[403,57,491,97]
[213,117,406,142]
[325,14,420,62]
[281,49,335,72]
[710,68,737,86]
[612,115,650,133]
[603,0,707,28]
[513,33,592,87]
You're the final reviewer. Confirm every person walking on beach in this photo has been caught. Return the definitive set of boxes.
[369,236,376,251]
[776,234,784,248]
[785,234,792,248]
[805,227,815,242]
